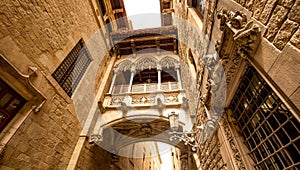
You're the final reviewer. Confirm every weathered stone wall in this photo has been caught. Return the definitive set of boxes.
[75,140,112,170]
[232,0,300,50]
[203,0,300,111]
[0,0,110,169]
[0,93,82,169]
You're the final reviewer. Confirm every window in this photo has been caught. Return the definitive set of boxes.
[192,0,205,18]
[52,39,92,97]
[0,79,26,132]
[230,66,300,169]
[98,0,106,16]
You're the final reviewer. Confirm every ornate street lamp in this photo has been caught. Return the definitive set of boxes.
[168,111,204,151]
[168,111,179,131]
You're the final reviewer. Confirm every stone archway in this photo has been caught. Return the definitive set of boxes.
[95,115,197,170]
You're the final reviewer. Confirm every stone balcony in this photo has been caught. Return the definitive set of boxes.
[102,82,186,110]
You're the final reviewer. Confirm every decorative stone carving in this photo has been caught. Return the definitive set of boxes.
[156,98,165,115]
[131,95,155,104]
[234,21,261,57]
[221,117,246,170]
[165,94,179,103]
[110,96,125,106]
[159,56,179,69]
[89,134,103,145]
[118,102,129,117]
[117,60,132,71]
[217,9,247,30]
[217,9,261,57]
[215,8,261,106]
[135,57,157,70]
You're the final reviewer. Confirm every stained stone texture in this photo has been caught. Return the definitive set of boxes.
[278,0,296,8]
[259,0,278,25]
[252,0,268,20]
[76,140,111,169]
[273,19,299,50]
[268,43,300,97]
[291,28,300,49]
[288,0,300,22]
[254,38,280,72]
[0,0,102,169]
[264,5,289,42]
[0,94,82,169]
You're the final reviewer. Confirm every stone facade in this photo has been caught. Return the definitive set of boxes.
[0,0,110,169]
[0,0,299,169]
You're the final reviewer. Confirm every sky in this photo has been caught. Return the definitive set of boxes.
[123,0,161,30]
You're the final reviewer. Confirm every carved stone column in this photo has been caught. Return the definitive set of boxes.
[128,66,136,93]
[109,69,118,94]
[157,65,162,91]
[175,63,182,90]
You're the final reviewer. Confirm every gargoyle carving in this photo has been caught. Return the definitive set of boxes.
[233,21,261,57]
[217,9,247,30]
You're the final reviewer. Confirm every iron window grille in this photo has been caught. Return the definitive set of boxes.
[52,39,92,97]
[0,79,26,132]
[230,66,300,170]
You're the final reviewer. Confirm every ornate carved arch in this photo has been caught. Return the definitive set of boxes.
[135,57,158,70]
[117,60,133,72]
[159,56,179,69]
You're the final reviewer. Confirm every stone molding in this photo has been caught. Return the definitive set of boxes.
[216,9,261,107]
[220,116,246,170]
[0,54,47,160]
[115,55,180,72]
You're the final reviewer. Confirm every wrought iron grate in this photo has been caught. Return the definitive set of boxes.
[52,39,92,97]
[230,66,300,170]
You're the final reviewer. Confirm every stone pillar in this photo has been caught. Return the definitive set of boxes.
[109,70,118,94]
[175,64,182,89]
[128,66,136,93]
[157,65,162,91]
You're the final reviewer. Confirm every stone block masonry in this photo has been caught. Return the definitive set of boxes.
[0,0,103,169]
[233,0,300,51]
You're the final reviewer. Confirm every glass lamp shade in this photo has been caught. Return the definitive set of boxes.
[168,111,179,131]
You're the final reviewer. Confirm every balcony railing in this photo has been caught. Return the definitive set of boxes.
[112,82,179,94]
[102,82,184,109]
